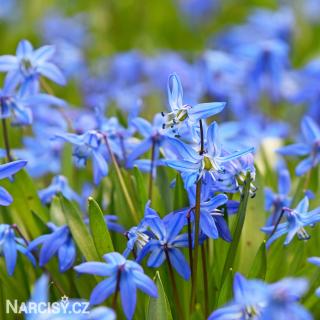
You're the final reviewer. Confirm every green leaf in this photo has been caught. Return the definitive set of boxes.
[146,271,173,320]
[132,166,148,216]
[88,197,114,257]
[248,241,267,280]
[173,173,188,210]
[217,268,233,308]
[60,196,100,262]
[50,196,66,226]
[220,172,251,286]
[0,169,48,238]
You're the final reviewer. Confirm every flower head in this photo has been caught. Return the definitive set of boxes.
[0,160,27,206]
[162,73,225,134]
[261,196,320,247]
[0,224,35,275]
[277,116,320,176]
[75,252,157,320]
[56,130,108,184]
[39,175,81,204]
[0,39,66,94]
[137,202,190,279]
[165,122,254,188]
[28,223,76,272]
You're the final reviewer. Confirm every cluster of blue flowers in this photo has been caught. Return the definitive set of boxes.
[1,1,320,319]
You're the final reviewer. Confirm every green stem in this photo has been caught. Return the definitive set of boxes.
[190,179,202,311]
[187,209,193,279]
[190,120,204,311]
[165,250,184,319]
[103,134,139,224]
[2,118,12,162]
[148,138,156,202]
[201,244,209,317]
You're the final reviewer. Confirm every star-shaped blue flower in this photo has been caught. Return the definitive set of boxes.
[277,116,320,176]
[261,196,320,248]
[75,252,157,320]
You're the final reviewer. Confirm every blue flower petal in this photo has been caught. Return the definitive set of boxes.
[168,248,191,280]
[90,276,117,305]
[120,273,137,320]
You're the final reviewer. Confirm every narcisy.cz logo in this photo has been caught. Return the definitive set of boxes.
[6,295,90,315]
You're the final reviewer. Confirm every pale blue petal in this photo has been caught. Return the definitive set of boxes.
[188,102,226,122]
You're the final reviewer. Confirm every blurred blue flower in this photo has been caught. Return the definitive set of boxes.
[127,114,168,172]
[175,0,219,22]
[0,40,66,94]
[39,175,81,204]
[0,160,27,206]
[75,252,157,320]
[56,130,108,184]
[261,196,320,248]
[165,122,254,188]
[308,256,320,297]
[26,274,116,320]
[208,273,269,320]
[0,80,66,125]
[238,39,289,103]
[264,167,292,226]
[263,278,311,320]
[28,223,76,272]
[277,116,320,176]
[209,273,310,320]
[0,224,35,276]
[137,202,190,279]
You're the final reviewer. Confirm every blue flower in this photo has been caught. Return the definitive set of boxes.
[165,121,254,188]
[55,130,108,184]
[28,223,76,272]
[308,256,320,297]
[262,278,311,320]
[75,252,157,320]
[0,39,66,94]
[39,175,81,204]
[26,274,116,320]
[261,196,320,248]
[127,114,168,171]
[264,167,291,226]
[137,203,191,279]
[0,224,35,276]
[277,116,320,176]
[173,190,231,241]
[208,273,269,320]
[0,160,27,206]
[162,73,225,133]
[0,80,66,125]
[209,273,310,320]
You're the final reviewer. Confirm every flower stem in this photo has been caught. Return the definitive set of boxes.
[165,250,184,319]
[190,120,204,311]
[201,244,209,317]
[187,209,193,278]
[148,138,156,202]
[190,178,202,311]
[2,118,13,162]
[103,134,139,224]
[11,224,28,246]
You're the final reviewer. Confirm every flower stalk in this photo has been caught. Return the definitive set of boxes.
[148,137,156,202]
[103,133,139,224]
[190,119,204,311]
